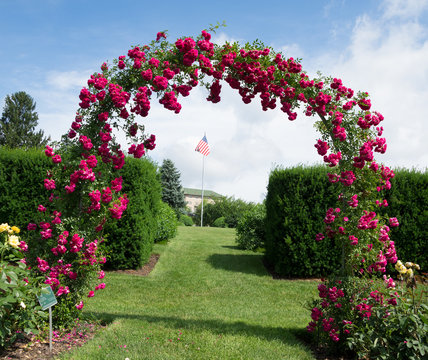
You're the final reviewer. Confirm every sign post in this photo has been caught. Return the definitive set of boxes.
[37,286,57,352]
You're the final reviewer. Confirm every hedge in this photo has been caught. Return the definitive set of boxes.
[265,165,340,277]
[102,157,161,269]
[0,148,162,270]
[154,201,178,243]
[235,203,265,251]
[0,148,49,229]
[385,168,427,270]
[264,166,427,278]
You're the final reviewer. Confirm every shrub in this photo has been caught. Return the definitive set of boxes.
[265,165,340,277]
[194,196,254,228]
[236,204,265,250]
[102,157,161,269]
[385,169,428,270]
[179,214,193,226]
[0,148,49,229]
[213,216,227,228]
[0,224,47,349]
[0,150,162,271]
[154,201,178,242]
[264,166,428,277]
[308,262,428,360]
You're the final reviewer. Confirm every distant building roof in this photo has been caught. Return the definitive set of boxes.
[183,187,222,198]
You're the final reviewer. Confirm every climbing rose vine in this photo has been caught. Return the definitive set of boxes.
[24,27,399,326]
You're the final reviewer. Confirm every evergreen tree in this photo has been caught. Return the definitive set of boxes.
[159,159,186,214]
[0,91,50,148]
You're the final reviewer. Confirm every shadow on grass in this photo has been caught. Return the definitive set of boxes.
[221,245,241,250]
[91,311,308,348]
[206,253,268,277]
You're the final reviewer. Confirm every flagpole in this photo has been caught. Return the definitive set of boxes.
[201,150,205,227]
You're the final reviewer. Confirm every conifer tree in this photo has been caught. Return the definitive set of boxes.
[0,91,50,148]
[159,159,186,214]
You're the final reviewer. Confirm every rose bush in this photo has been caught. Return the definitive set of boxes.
[0,224,46,349]
[14,26,405,349]
[308,262,427,359]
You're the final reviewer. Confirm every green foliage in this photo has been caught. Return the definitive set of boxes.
[265,166,428,277]
[0,91,50,148]
[154,201,178,242]
[0,148,49,229]
[159,159,186,215]
[103,157,162,270]
[385,169,428,270]
[309,268,428,360]
[265,165,340,277]
[0,149,162,271]
[236,203,266,250]
[0,225,47,349]
[178,214,193,226]
[213,216,227,228]
[194,196,254,228]
[348,299,428,360]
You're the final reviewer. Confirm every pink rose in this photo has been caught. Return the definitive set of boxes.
[76,301,84,310]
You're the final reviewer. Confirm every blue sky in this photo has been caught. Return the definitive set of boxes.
[1,0,427,202]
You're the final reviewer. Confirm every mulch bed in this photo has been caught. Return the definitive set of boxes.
[109,253,160,276]
[0,253,160,360]
[0,323,105,360]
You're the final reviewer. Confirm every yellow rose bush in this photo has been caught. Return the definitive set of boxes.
[0,224,46,349]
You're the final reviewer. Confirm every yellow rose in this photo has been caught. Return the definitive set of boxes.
[11,226,20,234]
[0,223,10,233]
[8,235,20,249]
[395,260,407,274]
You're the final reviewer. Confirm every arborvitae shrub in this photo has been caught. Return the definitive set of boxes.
[236,204,265,250]
[0,148,49,229]
[213,216,227,228]
[102,157,161,270]
[265,166,428,277]
[154,201,178,243]
[385,168,427,270]
[179,214,193,226]
[265,166,341,278]
[0,149,162,270]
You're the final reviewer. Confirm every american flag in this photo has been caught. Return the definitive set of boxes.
[195,135,210,156]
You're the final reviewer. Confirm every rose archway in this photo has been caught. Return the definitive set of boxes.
[25,27,400,338]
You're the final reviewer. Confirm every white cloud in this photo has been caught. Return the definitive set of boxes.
[308,0,428,171]
[381,0,428,19]
[211,32,241,46]
[30,70,94,141]
[277,43,305,59]
[46,70,91,91]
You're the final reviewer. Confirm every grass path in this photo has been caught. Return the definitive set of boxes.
[60,227,318,360]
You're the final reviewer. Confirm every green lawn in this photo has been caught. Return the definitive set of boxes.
[59,227,318,360]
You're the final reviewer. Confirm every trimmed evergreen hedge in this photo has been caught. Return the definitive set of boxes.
[153,201,178,243]
[265,166,427,277]
[236,203,266,251]
[386,168,427,270]
[0,148,49,229]
[265,166,340,277]
[103,157,161,269]
[0,148,162,270]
